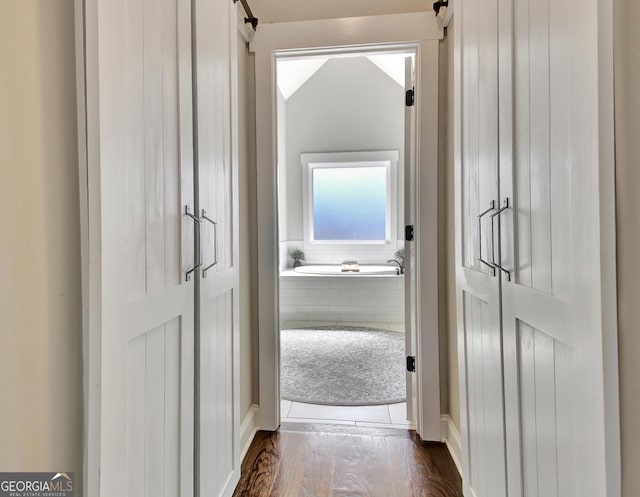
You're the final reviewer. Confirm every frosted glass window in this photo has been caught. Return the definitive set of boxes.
[312,166,388,241]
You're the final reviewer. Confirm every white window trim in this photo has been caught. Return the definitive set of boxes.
[301,150,399,247]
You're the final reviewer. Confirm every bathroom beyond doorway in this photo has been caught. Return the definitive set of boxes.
[276,50,414,421]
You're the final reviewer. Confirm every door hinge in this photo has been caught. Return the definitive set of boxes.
[407,356,416,373]
[405,225,415,241]
[405,88,415,107]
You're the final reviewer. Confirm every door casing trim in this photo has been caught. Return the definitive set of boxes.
[251,12,444,440]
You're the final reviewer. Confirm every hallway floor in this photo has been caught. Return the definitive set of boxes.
[233,422,463,497]
[281,399,413,429]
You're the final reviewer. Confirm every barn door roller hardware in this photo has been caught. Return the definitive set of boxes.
[433,0,449,16]
[233,0,259,30]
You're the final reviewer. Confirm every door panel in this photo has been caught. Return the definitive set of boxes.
[460,0,479,271]
[194,0,240,495]
[461,290,506,497]
[84,0,195,494]
[514,321,575,497]
[499,0,615,494]
[456,0,505,494]
[512,0,572,296]
[200,291,236,497]
[460,0,499,274]
[195,0,234,276]
[124,0,183,298]
[127,319,185,497]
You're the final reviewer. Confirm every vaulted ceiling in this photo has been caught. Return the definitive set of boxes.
[276,54,407,100]
[250,1,425,99]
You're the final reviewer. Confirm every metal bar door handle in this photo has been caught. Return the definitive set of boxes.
[478,201,496,276]
[490,197,511,281]
[201,209,218,278]
[185,205,202,281]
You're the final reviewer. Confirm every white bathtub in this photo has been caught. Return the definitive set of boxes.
[294,265,398,276]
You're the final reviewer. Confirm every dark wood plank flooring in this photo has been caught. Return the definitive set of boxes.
[232,422,463,497]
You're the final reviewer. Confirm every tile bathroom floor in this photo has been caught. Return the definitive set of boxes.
[281,399,413,429]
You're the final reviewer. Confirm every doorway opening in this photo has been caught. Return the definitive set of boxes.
[254,14,442,438]
[274,49,415,427]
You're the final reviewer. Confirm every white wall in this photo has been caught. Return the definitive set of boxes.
[446,24,460,432]
[237,31,258,420]
[613,0,640,494]
[0,0,83,486]
[436,22,457,430]
[281,56,405,265]
[250,0,428,23]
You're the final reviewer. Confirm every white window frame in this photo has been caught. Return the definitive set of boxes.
[301,150,399,246]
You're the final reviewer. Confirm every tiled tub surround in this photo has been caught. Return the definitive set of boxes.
[279,269,405,329]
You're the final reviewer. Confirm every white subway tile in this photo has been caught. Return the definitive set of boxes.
[285,320,338,328]
[280,288,307,297]
[374,289,404,299]
[339,314,378,323]
[330,305,372,314]
[366,279,403,290]
[350,297,387,307]
[277,272,405,328]
[385,297,405,306]
[279,279,298,289]
[305,288,336,297]
[296,305,331,313]
[305,313,340,322]
[374,315,404,324]
[371,306,402,316]
[339,288,375,298]
[281,321,311,329]
[296,280,330,289]
[330,305,397,315]
[317,297,350,306]
[285,296,319,306]
[280,312,305,321]
[328,280,365,290]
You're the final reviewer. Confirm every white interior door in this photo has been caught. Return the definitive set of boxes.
[404,55,417,423]
[82,0,195,495]
[456,0,619,493]
[193,0,241,496]
[454,0,508,494]
[497,0,618,494]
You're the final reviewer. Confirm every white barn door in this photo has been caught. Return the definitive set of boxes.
[498,0,619,495]
[81,0,196,495]
[193,0,241,496]
[454,0,507,494]
[455,0,619,494]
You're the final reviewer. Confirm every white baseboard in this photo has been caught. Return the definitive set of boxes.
[240,404,260,463]
[440,414,462,476]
